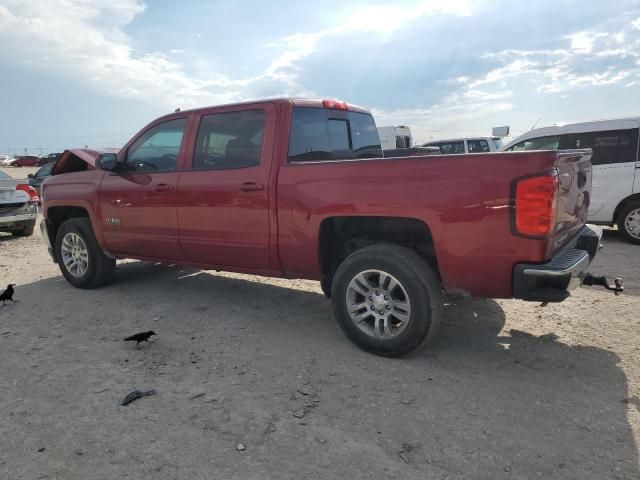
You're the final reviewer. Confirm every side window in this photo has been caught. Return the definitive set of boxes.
[288,107,383,162]
[193,110,265,170]
[509,135,560,151]
[564,129,638,165]
[126,118,187,172]
[438,141,465,154]
[468,139,490,153]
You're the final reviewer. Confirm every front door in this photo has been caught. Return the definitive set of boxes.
[176,105,275,269]
[99,117,189,260]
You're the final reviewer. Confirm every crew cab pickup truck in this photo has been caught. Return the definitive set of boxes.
[40,98,609,356]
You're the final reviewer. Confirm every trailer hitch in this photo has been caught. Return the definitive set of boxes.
[583,274,624,295]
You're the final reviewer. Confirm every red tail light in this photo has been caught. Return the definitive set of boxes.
[322,99,348,111]
[512,174,558,238]
[16,184,40,203]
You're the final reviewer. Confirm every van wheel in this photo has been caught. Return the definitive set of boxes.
[617,201,640,245]
[331,244,442,357]
[54,218,116,288]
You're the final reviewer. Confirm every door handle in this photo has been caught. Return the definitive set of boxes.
[239,182,264,192]
[153,183,173,193]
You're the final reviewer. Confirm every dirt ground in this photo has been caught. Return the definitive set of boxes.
[1,166,639,479]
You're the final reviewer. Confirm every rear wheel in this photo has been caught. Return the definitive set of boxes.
[617,201,640,245]
[331,244,442,357]
[54,218,116,288]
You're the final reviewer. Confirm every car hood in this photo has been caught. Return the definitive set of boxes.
[52,148,119,175]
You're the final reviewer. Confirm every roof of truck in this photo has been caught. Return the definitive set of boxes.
[165,98,371,117]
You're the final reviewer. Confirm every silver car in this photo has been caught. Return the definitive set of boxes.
[0,170,38,237]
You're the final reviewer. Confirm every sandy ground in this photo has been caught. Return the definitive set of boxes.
[1,166,639,479]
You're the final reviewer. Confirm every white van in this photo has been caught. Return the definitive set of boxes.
[377,126,413,150]
[501,117,640,244]
[421,137,504,154]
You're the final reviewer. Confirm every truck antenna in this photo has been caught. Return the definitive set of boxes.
[174,107,181,113]
[530,117,542,131]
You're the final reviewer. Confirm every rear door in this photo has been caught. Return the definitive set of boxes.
[560,122,640,223]
[176,105,275,269]
[99,117,189,260]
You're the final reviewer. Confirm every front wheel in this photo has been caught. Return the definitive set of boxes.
[54,217,116,288]
[617,201,640,245]
[331,244,442,357]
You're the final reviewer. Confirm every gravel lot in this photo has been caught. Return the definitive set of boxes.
[1,166,639,479]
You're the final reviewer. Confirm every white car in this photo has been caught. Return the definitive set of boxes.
[421,137,503,154]
[0,170,39,237]
[0,154,16,166]
[501,117,640,244]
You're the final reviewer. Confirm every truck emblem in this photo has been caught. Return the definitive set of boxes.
[106,217,121,225]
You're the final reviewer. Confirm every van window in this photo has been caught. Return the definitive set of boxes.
[563,129,639,165]
[288,107,383,162]
[468,139,490,153]
[396,135,411,148]
[508,136,561,151]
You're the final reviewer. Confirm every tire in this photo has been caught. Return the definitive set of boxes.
[11,225,34,237]
[54,217,116,288]
[617,201,640,245]
[331,244,442,357]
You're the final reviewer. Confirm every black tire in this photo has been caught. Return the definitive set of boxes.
[616,201,640,245]
[11,225,35,237]
[54,217,116,288]
[331,244,442,357]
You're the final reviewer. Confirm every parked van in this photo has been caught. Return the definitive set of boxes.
[421,137,503,154]
[377,126,413,150]
[501,117,640,244]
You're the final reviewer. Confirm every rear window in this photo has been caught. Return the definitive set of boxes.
[508,136,560,151]
[426,141,465,154]
[288,107,383,162]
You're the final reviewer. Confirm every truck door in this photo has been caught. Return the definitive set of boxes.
[98,117,188,260]
[176,105,275,269]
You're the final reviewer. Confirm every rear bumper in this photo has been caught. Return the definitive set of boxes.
[513,224,601,302]
[0,203,37,230]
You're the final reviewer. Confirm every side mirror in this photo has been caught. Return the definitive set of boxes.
[97,153,120,172]
[27,173,34,178]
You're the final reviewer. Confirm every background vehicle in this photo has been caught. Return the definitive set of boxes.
[383,146,440,157]
[12,155,41,167]
[40,153,63,165]
[0,170,39,236]
[421,137,503,154]
[41,98,600,356]
[28,162,54,197]
[377,125,413,150]
[501,117,640,244]
[0,154,16,166]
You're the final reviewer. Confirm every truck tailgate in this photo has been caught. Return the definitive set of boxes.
[547,149,593,257]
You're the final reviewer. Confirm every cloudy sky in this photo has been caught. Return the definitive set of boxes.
[0,0,639,153]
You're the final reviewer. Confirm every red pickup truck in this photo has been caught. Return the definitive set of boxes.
[40,98,608,356]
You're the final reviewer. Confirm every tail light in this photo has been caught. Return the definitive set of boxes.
[511,173,558,238]
[322,99,348,111]
[16,184,40,203]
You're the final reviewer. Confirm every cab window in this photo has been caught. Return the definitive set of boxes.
[126,118,187,172]
[193,109,265,170]
[467,139,490,153]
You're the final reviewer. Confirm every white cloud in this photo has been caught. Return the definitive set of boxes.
[633,17,640,30]
[0,0,475,110]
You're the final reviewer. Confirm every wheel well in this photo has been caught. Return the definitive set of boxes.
[318,216,440,290]
[46,206,90,242]
[613,194,640,225]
